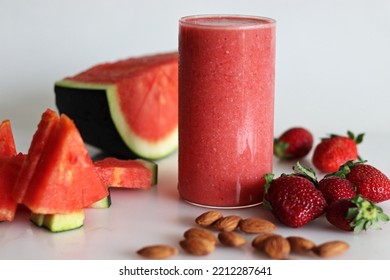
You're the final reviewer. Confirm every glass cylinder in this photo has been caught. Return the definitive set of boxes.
[178,15,276,208]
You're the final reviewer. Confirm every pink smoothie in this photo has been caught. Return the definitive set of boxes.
[178,15,276,207]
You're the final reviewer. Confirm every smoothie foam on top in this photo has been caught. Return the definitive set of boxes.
[180,15,275,29]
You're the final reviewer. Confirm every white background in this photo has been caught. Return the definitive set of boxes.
[1,0,390,150]
[1,0,390,263]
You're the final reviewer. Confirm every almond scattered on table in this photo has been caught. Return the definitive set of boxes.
[180,237,215,256]
[184,227,218,244]
[195,210,223,227]
[239,217,276,234]
[136,211,351,260]
[214,215,242,232]
[218,231,246,247]
[262,235,291,260]
[313,240,350,258]
[137,245,178,259]
[251,233,281,251]
[287,236,316,254]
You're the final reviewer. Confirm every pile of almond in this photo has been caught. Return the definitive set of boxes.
[136,210,349,260]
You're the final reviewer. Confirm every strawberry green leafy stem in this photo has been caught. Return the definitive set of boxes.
[292,162,318,185]
[263,174,274,211]
[325,159,368,179]
[347,195,389,233]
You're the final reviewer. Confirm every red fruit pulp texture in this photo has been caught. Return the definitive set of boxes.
[94,157,154,189]
[0,120,17,157]
[13,109,59,204]
[0,154,25,221]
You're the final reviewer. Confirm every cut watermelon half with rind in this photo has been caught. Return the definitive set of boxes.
[54,52,178,160]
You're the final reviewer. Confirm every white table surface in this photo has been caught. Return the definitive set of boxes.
[1,0,390,261]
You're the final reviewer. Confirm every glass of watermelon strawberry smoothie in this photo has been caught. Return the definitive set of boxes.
[178,15,276,208]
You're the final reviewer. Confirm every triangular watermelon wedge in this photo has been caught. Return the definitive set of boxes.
[0,119,19,221]
[19,111,108,214]
[13,109,59,204]
[0,153,25,221]
[0,120,17,157]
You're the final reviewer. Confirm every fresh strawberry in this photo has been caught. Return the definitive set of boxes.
[263,164,326,227]
[333,161,390,203]
[317,176,356,204]
[325,195,389,233]
[312,131,364,173]
[274,127,313,159]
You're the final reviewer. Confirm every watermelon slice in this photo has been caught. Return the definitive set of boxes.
[54,52,178,160]
[0,120,17,157]
[0,120,19,222]
[13,109,60,204]
[94,157,158,189]
[0,153,25,221]
[17,110,109,214]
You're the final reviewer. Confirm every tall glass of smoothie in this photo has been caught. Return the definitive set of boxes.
[178,15,276,208]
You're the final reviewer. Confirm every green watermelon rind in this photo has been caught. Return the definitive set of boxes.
[30,210,85,232]
[55,79,178,160]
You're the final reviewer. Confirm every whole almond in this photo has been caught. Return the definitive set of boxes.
[287,236,316,254]
[262,235,291,260]
[239,218,276,234]
[195,211,223,227]
[215,215,242,232]
[218,231,246,247]
[313,240,349,258]
[180,237,215,256]
[252,233,280,251]
[184,227,218,244]
[137,245,177,259]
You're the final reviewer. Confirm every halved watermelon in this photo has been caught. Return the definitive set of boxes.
[55,52,178,160]
[94,157,157,189]
[17,110,109,214]
[0,120,16,157]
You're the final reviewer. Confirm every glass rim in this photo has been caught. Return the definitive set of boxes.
[179,14,276,29]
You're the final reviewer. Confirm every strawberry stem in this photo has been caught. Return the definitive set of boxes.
[262,174,274,211]
[325,159,367,178]
[347,195,389,233]
[292,162,318,185]
[273,138,289,158]
[347,130,365,144]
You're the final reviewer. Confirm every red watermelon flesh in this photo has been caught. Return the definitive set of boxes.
[0,153,25,221]
[94,157,157,189]
[67,52,177,84]
[0,120,17,157]
[56,52,179,159]
[13,109,60,204]
[20,112,108,214]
